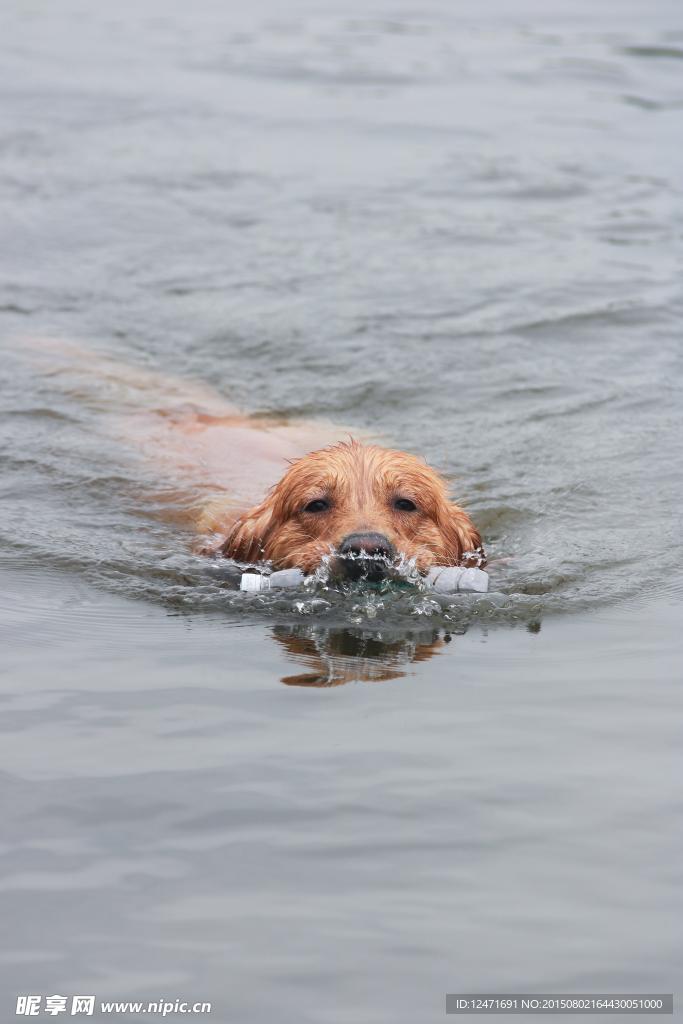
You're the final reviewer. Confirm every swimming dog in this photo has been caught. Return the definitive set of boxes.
[17,337,484,580]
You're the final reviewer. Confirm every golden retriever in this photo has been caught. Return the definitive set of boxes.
[16,337,484,581]
[220,439,484,581]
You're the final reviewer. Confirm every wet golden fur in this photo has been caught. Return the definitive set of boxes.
[221,440,483,574]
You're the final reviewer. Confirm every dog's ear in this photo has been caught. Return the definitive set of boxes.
[220,499,275,562]
[436,501,485,566]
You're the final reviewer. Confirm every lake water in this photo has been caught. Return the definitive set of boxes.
[1,0,681,1020]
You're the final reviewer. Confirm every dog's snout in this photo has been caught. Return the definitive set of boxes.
[338,533,395,560]
[334,532,396,581]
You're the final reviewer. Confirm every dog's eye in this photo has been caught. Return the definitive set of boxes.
[394,498,417,512]
[303,499,329,513]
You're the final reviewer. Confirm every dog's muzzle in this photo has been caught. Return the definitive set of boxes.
[332,532,397,582]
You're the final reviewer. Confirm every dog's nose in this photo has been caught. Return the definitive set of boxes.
[335,533,396,581]
[338,533,395,559]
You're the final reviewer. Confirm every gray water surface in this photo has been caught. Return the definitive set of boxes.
[1,0,682,1020]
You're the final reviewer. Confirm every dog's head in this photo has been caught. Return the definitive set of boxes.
[221,441,483,579]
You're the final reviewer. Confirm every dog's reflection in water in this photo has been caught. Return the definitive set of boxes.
[271,625,451,687]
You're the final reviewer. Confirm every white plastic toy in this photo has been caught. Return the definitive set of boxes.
[240,568,305,591]
[425,565,489,593]
[240,565,489,593]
